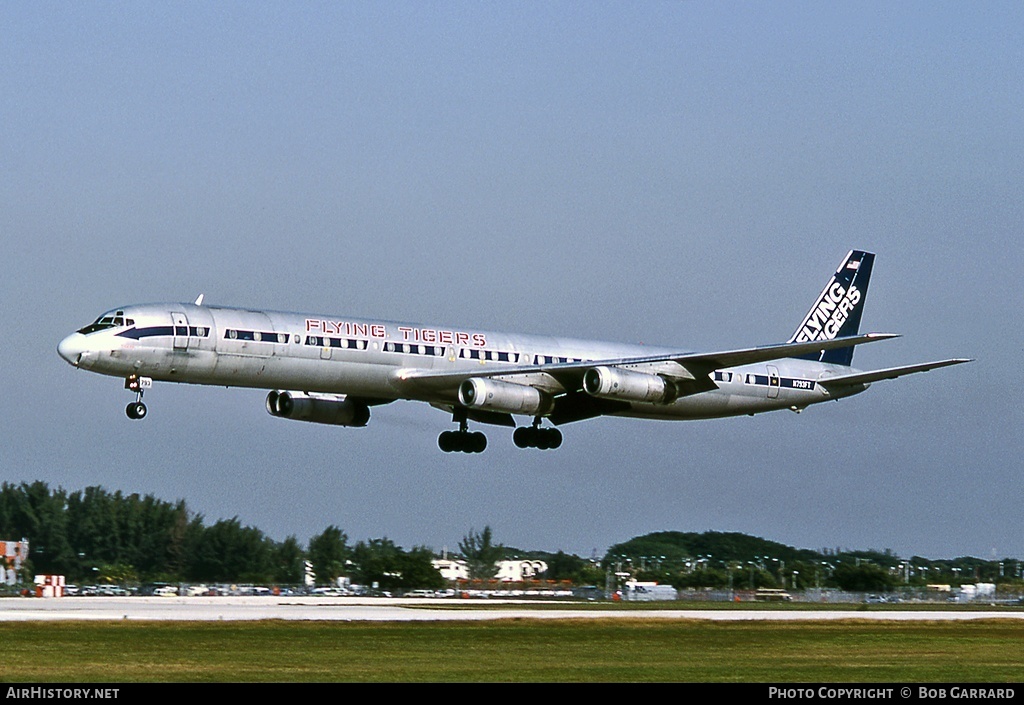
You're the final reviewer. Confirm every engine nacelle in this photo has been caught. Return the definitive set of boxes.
[582,366,677,404]
[458,378,553,416]
[266,391,370,427]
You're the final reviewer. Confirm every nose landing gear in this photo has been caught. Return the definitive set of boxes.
[124,374,152,420]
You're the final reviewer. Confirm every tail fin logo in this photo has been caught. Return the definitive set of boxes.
[788,250,874,367]
[793,282,862,343]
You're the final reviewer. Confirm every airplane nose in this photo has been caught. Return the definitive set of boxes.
[57,333,86,366]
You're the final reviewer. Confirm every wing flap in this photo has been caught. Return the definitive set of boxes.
[549,392,632,426]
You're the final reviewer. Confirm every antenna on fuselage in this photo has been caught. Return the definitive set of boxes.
[194,294,205,306]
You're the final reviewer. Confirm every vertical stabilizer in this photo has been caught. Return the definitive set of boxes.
[789,250,875,366]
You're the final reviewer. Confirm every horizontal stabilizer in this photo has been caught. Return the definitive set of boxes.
[818,358,973,390]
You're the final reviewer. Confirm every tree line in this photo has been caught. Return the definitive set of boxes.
[0,482,445,588]
[3,482,1017,594]
[0,482,597,589]
[607,531,1024,592]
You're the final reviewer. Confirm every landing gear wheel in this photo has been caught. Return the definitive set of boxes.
[438,430,487,453]
[548,428,563,449]
[513,426,530,448]
[126,402,148,420]
[438,409,487,453]
[470,431,487,453]
[513,426,562,450]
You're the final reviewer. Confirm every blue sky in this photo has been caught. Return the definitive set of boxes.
[2,2,1021,560]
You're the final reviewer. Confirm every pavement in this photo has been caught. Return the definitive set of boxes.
[2,596,1023,622]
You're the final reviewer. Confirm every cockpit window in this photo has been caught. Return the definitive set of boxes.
[77,310,131,335]
[77,318,115,335]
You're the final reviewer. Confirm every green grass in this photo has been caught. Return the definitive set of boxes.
[3,618,1024,682]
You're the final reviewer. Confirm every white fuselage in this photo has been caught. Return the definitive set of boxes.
[58,303,864,422]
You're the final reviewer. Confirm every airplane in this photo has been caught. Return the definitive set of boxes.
[57,250,970,453]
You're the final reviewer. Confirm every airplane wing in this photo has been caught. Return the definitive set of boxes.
[816,358,973,390]
[397,332,900,395]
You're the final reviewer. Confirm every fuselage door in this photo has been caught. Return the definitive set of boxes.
[767,365,781,399]
[172,312,189,350]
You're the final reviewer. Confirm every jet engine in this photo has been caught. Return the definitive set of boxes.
[266,391,370,427]
[458,378,553,416]
[582,366,677,404]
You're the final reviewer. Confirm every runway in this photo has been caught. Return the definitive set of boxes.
[2,596,1023,622]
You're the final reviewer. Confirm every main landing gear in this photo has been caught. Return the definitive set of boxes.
[513,418,563,450]
[438,412,564,453]
[124,374,152,420]
[438,409,487,453]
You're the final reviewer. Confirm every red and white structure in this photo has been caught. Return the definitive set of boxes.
[0,539,29,586]
[34,574,66,598]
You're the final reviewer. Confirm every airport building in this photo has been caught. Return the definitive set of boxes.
[495,560,547,582]
[433,558,469,581]
[432,558,548,582]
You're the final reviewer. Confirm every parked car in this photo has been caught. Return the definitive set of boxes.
[311,587,350,596]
